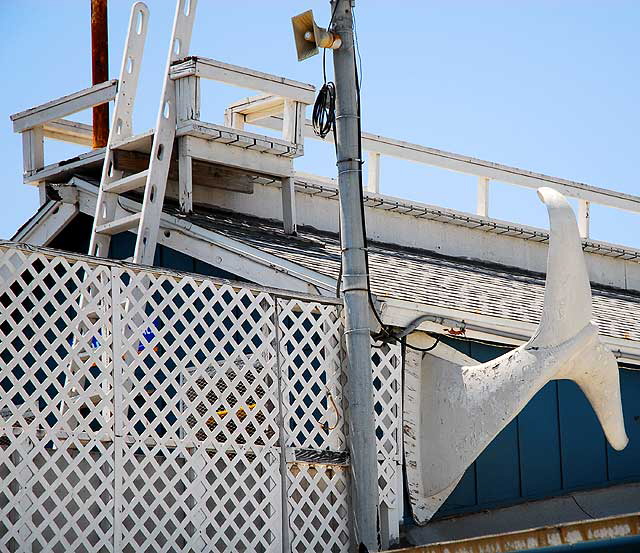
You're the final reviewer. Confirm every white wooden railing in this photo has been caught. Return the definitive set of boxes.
[238,110,640,240]
[12,58,639,242]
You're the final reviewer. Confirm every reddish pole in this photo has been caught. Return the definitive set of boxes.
[91,0,109,149]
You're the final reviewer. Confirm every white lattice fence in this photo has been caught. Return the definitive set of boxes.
[276,298,352,552]
[0,242,404,552]
[0,247,115,553]
[113,268,283,552]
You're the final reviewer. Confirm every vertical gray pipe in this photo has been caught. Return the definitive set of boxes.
[330,0,379,549]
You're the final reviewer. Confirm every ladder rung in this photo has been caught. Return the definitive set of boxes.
[110,130,154,153]
[96,213,141,236]
[103,170,149,194]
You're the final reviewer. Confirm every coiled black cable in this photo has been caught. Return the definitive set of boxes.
[312,82,336,139]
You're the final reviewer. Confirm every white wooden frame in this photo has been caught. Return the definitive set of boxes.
[170,57,315,104]
[172,60,314,234]
[10,80,118,204]
[10,80,118,134]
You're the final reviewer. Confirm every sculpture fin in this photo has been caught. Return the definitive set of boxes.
[533,187,627,451]
[530,187,592,348]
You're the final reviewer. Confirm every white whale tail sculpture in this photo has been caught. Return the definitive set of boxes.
[404,187,629,524]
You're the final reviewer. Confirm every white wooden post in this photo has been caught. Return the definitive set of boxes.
[224,108,245,130]
[477,176,490,217]
[176,76,200,213]
[281,177,297,235]
[281,99,303,235]
[367,152,381,194]
[578,199,590,238]
[22,127,46,204]
[282,99,304,147]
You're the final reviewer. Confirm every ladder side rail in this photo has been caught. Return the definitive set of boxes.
[89,2,149,259]
[133,0,198,265]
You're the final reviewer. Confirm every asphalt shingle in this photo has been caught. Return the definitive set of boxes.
[167,204,640,343]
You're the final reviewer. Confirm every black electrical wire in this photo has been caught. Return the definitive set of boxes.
[316,6,446,350]
[401,335,442,353]
[312,82,336,139]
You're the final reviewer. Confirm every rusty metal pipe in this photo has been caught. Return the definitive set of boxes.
[91,0,109,149]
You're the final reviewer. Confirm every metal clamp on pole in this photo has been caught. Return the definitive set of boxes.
[341,272,369,293]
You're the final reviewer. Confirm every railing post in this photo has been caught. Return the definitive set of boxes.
[176,75,200,213]
[280,99,302,235]
[22,127,46,205]
[578,199,590,238]
[477,176,490,217]
[367,152,381,194]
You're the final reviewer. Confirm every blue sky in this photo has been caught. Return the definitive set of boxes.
[1,1,638,248]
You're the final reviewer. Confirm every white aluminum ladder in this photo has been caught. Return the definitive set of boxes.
[89,0,198,266]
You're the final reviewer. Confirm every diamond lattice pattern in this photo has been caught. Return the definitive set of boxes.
[1,244,403,551]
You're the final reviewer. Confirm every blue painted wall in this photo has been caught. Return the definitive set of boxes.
[47,213,244,282]
[435,337,640,518]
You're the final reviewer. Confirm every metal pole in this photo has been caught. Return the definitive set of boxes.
[91,0,109,149]
[330,0,379,549]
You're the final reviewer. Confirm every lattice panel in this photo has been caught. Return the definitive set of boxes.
[277,299,346,451]
[0,243,364,551]
[372,341,402,509]
[287,462,351,553]
[0,246,115,552]
[0,434,114,553]
[114,270,279,450]
[0,248,114,440]
[118,441,282,552]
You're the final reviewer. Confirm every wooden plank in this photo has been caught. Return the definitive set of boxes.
[578,199,590,238]
[103,169,149,194]
[11,80,118,133]
[111,129,154,153]
[25,148,105,185]
[178,138,193,212]
[170,57,316,104]
[255,114,640,214]
[185,135,293,178]
[518,382,562,498]
[558,380,608,489]
[177,119,299,156]
[281,177,297,235]
[176,75,200,122]
[607,369,640,481]
[96,212,141,235]
[226,94,285,124]
[22,127,44,175]
[42,119,93,146]
[282,99,304,148]
[12,201,78,246]
[113,148,254,194]
[386,512,640,553]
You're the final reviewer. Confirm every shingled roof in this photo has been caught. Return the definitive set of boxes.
[164,203,640,344]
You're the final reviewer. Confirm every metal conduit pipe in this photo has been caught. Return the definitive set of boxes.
[399,313,640,364]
